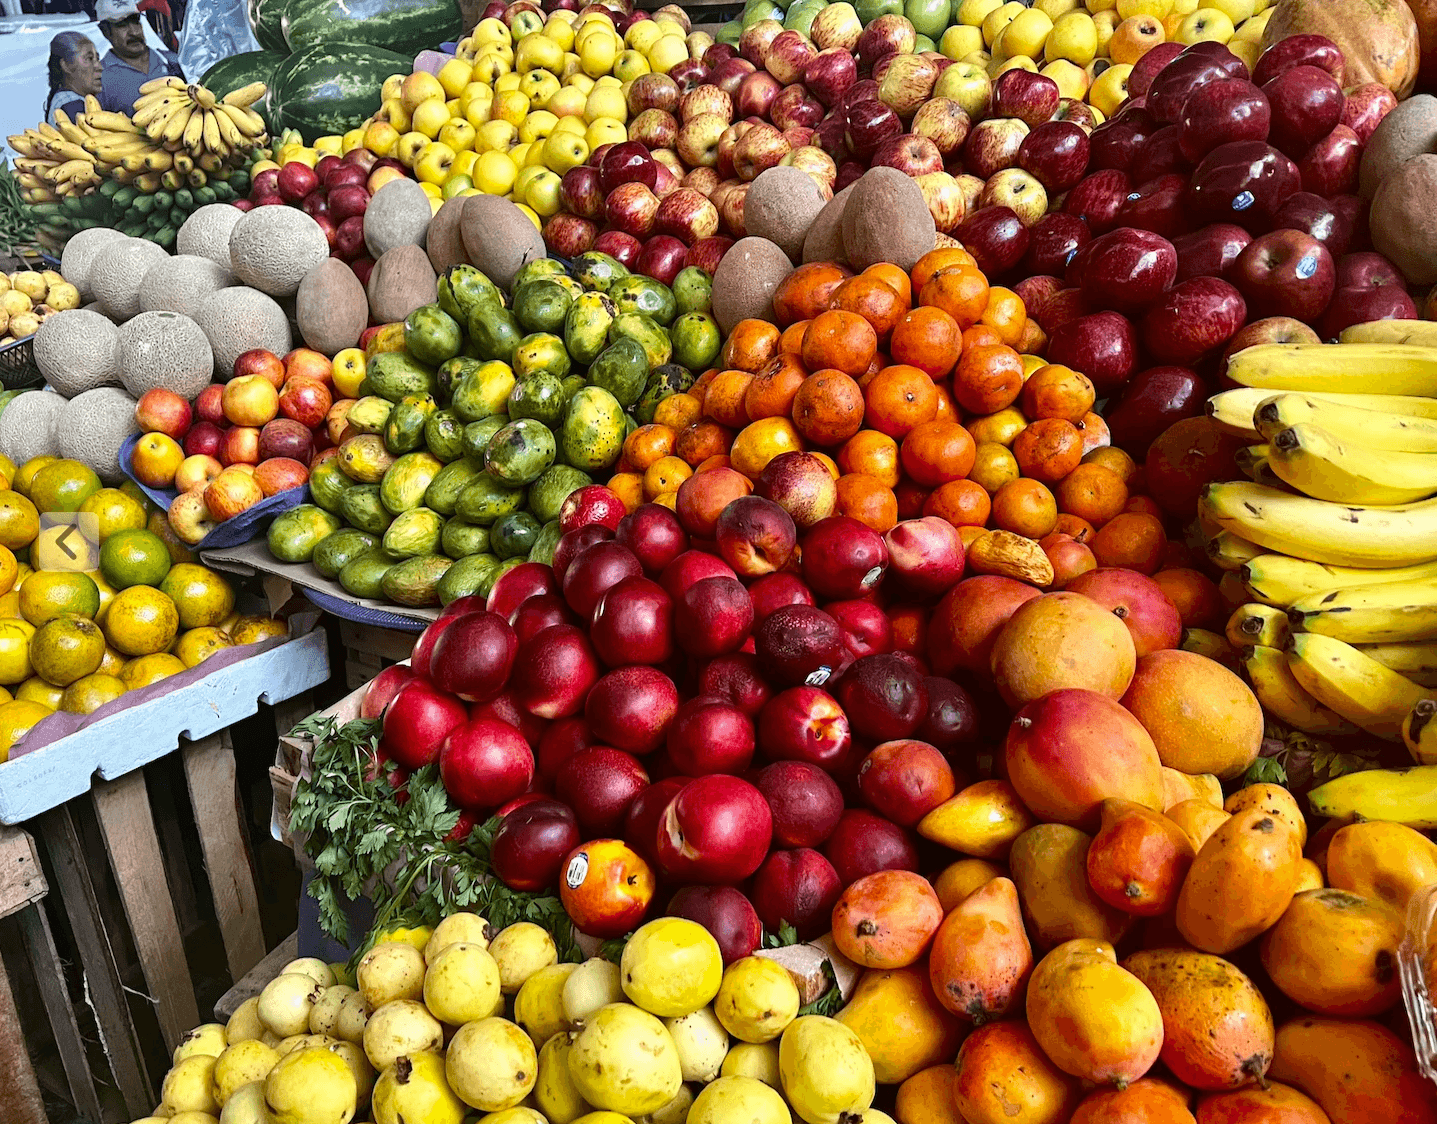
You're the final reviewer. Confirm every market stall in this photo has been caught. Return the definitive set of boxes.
[4,0,1437,1119]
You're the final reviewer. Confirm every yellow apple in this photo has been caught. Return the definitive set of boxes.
[1227,35,1259,70]
[520,70,561,108]
[934,61,992,119]
[625,19,664,53]
[1117,0,1171,14]
[382,74,404,101]
[614,49,651,82]
[419,182,443,204]
[438,57,475,98]
[514,202,542,231]
[1085,0,1118,9]
[1036,0,1080,15]
[438,118,477,151]
[1003,8,1053,56]
[523,169,563,216]
[1087,61,1132,115]
[1041,58,1090,97]
[496,72,523,95]
[492,90,531,127]
[460,81,493,113]
[513,164,546,198]
[525,140,549,167]
[477,119,517,152]
[473,51,511,84]
[440,173,472,198]
[585,116,627,149]
[547,86,588,118]
[452,149,480,178]
[1232,7,1270,39]
[473,16,510,47]
[584,85,627,124]
[400,71,445,114]
[957,0,1002,24]
[516,31,564,73]
[981,1,1024,44]
[566,72,596,95]
[414,140,457,184]
[512,10,544,38]
[940,24,985,59]
[1047,9,1098,62]
[313,134,342,156]
[341,127,366,154]
[541,130,589,173]
[474,150,519,194]
[580,30,620,76]
[553,115,587,136]
[381,97,410,132]
[559,52,583,80]
[363,120,401,157]
[1206,0,1253,20]
[510,141,534,167]
[396,131,428,167]
[520,110,559,143]
[646,34,689,74]
[409,97,450,139]
[1175,6,1233,42]
[1093,8,1119,49]
[992,54,1038,76]
[543,17,576,51]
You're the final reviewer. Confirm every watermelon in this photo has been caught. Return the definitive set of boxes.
[201,50,287,130]
[249,0,289,55]
[267,42,411,142]
[280,0,462,57]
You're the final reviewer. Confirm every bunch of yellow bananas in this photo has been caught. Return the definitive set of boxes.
[1196,321,1437,773]
[7,108,103,201]
[130,76,268,163]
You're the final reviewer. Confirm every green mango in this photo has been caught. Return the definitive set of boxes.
[560,386,626,473]
[672,266,713,316]
[451,360,517,423]
[608,312,672,370]
[468,306,523,363]
[436,356,482,403]
[441,517,491,559]
[344,396,393,435]
[491,510,542,560]
[425,458,486,516]
[528,519,562,565]
[609,276,677,327]
[362,351,438,403]
[437,552,501,604]
[382,553,452,607]
[456,473,528,525]
[512,258,569,290]
[485,417,557,487]
[312,528,380,579]
[382,507,444,559]
[564,290,618,365]
[507,371,567,428]
[380,451,443,515]
[588,336,650,409]
[512,332,571,381]
[424,409,466,462]
[560,374,587,406]
[337,434,396,483]
[529,464,591,524]
[339,484,395,535]
[553,275,584,301]
[462,416,507,460]
[571,251,630,293]
[512,278,574,335]
[439,264,503,323]
[339,550,395,599]
[308,456,354,513]
[634,363,696,424]
[383,393,438,455]
[403,303,463,367]
[670,312,722,372]
[267,505,343,564]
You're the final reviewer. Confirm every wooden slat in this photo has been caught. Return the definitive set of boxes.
[0,824,46,919]
[35,806,151,1119]
[0,942,47,1124]
[214,932,298,1021]
[181,732,266,982]
[91,770,199,1049]
[338,620,418,664]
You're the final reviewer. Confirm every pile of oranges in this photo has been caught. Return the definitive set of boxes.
[604,246,1226,634]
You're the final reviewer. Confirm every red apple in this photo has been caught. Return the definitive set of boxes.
[135,388,192,439]
[1231,228,1335,322]
[1141,276,1247,366]
[1261,65,1344,157]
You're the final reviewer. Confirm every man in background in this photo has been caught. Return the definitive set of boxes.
[97,0,184,114]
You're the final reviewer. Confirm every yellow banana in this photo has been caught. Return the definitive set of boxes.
[1307,765,1437,828]
[1286,632,1431,740]
[53,158,95,183]
[1358,641,1437,687]
[1405,698,1437,765]
[181,103,205,151]
[201,109,225,155]
[1255,393,1437,454]
[1226,603,1290,649]
[1234,444,1270,480]
[1242,645,1357,736]
[143,148,174,172]
[1250,460,1289,493]
[132,92,185,123]
[51,110,89,146]
[35,121,62,141]
[120,151,149,174]
[217,102,265,139]
[1241,554,1437,606]
[83,94,102,115]
[173,152,194,175]
[45,138,91,163]
[6,134,39,158]
[1339,320,1437,347]
[221,82,268,109]
[160,168,183,190]
[86,110,141,134]
[211,106,244,150]
[1267,422,1437,505]
[1206,529,1264,572]
[1200,482,1437,569]
[1225,342,1437,397]
[93,136,152,160]
[1181,627,1241,668]
[138,75,186,96]
[134,171,162,193]
[161,104,192,147]
[190,83,218,109]
[111,166,135,184]
[198,152,224,173]
[1289,580,1437,645]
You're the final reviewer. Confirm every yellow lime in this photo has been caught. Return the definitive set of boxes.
[229,616,288,645]
[81,488,148,541]
[84,570,116,624]
[32,523,98,572]
[148,510,197,565]
[12,456,56,497]
[0,592,17,619]
[98,644,125,676]
[16,677,64,709]
[29,459,101,514]
[120,652,185,689]
[0,699,52,762]
[0,620,34,684]
[12,563,31,588]
[0,545,16,596]
[0,686,12,705]
[0,453,16,488]
[100,528,172,590]
[59,673,127,715]
[175,627,234,668]
[160,563,235,629]
[19,571,99,626]
[119,480,154,514]
[0,492,39,550]
[104,586,179,656]
[30,616,106,686]
[217,610,240,636]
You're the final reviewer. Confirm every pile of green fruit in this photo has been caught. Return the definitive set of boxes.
[266,250,722,608]
[29,169,252,251]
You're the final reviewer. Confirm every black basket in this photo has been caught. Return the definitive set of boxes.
[0,336,44,391]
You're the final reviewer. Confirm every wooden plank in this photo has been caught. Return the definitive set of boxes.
[339,620,417,664]
[17,904,104,1123]
[0,942,47,1124]
[91,770,199,1049]
[271,690,315,742]
[214,932,298,1021]
[0,824,46,919]
[146,765,202,940]
[34,807,152,1118]
[181,732,266,982]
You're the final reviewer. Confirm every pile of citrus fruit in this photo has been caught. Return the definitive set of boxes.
[0,454,289,762]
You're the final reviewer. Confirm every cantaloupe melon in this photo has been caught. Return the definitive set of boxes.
[192,287,293,378]
[90,239,169,322]
[115,312,214,401]
[227,208,330,298]
[33,309,120,397]
[60,227,128,302]
[364,178,432,259]
[139,255,235,318]
[0,390,66,468]
[59,387,140,484]
[177,204,245,267]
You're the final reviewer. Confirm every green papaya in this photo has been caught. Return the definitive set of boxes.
[437,552,501,604]
[571,251,629,293]
[344,396,393,435]
[491,510,542,560]
[462,416,507,460]
[560,386,626,473]
[485,418,557,487]
[439,264,503,323]
[339,484,395,535]
[467,306,523,363]
[381,554,452,607]
[379,451,443,515]
[308,456,354,513]
[529,464,591,524]
[528,519,562,565]
[506,371,567,427]
[267,505,342,564]
[588,336,650,409]
[403,304,463,367]
[609,275,677,326]
[512,279,573,335]
[362,351,438,402]
[339,550,395,599]
[512,332,571,381]
[383,393,438,455]
[451,360,517,423]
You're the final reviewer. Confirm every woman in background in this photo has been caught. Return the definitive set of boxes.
[44,32,102,127]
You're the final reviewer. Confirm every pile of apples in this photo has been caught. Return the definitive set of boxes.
[131,347,346,543]
[359,480,1000,948]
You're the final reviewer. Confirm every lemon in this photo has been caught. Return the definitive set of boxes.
[30,616,105,686]
[0,698,52,761]
[81,488,148,541]
[100,528,172,590]
[16,677,64,709]
[104,586,179,656]
[159,563,235,628]
[0,686,12,705]
[29,459,101,513]
[0,491,39,549]
[59,673,127,714]
[12,455,56,497]
[120,652,185,688]
[148,510,197,565]
[230,616,288,645]
[0,544,16,596]
[119,480,153,513]
[0,620,34,684]
[19,571,99,626]
[0,453,16,487]
[175,627,234,668]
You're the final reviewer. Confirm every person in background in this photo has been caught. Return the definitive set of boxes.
[138,0,178,50]
[44,32,102,127]
[97,0,184,114]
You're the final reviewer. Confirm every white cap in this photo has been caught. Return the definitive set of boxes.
[96,0,143,21]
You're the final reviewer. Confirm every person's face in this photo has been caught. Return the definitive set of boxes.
[62,40,102,95]
[105,15,147,57]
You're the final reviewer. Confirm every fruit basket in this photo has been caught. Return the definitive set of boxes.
[0,336,43,391]
[1402,883,1437,1082]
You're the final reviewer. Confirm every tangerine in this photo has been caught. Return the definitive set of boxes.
[719,319,781,372]
[1012,418,1084,483]
[890,306,962,380]
[837,430,901,488]
[792,370,866,447]
[953,344,1024,415]
[835,473,898,533]
[865,365,940,439]
[924,479,992,527]
[802,309,878,377]
[1091,511,1167,575]
[901,420,976,487]
[991,477,1058,539]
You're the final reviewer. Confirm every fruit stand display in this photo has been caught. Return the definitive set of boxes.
[7,0,1437,1122]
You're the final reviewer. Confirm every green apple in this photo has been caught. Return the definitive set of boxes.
[855,0,903,22]
[905,0,952,40]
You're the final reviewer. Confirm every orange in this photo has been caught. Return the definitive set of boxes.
[1012,418,1085,483]
[780,319,810,359]
[792,370,866,447]
[864,262,912,305]
[837,430,901,488]
[1083,445,1137,484]
[773,262,852,326]
[978,286,1027,347]
[933,382,957,424]
[689,368,720,408]
[924,479,991,527]
[1056,463,1129,528]
[676,421,733,466]
[966,407,1028,447]
[703,370,754,428]
[991,478,1058,539]
[653,393,701,430]
[864,365,939,439]
[901,420,976,487]
[643,455,692,498]
[953,344,1024,415]
[1078,410,1112,454]
[829,274,909,344]
[968,442,1020,494]
[961,324,1005,351]
[912,247,977,292]
[607,471,644,511]
[919,266,990,330]
[1152,568,1223,629]
[835,473,898,533]
[623,424,678,471]
[730,417,804,480]
[1126,495,1164,519]
[802,309,878,377]
[743,356,807,421]
[890,306,962,381]
[719,319,781,372]
[1091,512,1167,575]
[1022,365,1096,423]
[1018,318,1048,356]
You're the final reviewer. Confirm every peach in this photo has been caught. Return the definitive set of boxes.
[831,869,944,969]
[884,515,966,596]
[714,494,797,576]
[856,739,956,827]
[1067,567,1182,657]
[675,465,752,537]
[754,450,838,528]
[990,590,1138,708]
[928,575,1042,678]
